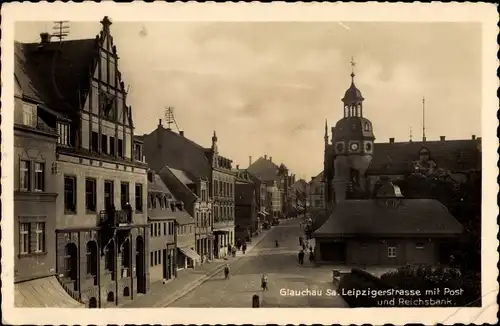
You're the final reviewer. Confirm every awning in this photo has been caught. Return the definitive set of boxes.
[15,276,84,308]
[178,246,201,262]
[258,209,270,216]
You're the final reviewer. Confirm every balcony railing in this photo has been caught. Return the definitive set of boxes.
[99,208,133,227]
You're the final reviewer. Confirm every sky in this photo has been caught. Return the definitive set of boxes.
[15,21,482,180]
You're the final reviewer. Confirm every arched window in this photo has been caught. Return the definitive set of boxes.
[86,241,98,285]
[105,241,116,280]
[364,122,370,132]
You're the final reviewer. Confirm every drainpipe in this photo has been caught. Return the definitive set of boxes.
[115,230,119,306]
[174,221,178,278]
[98,238,102,308]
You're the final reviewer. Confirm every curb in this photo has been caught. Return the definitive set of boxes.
[161,229,272,307]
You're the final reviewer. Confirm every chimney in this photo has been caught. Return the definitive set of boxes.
[249,156,252,167]
[158,119,162,128]
[389,138,395,143]
[269,156,272,162]
[147,170,154,183]
[40,32,51,44]
[472,135,476,140]
[440,136,446,141]
[179,130,184,137]
[236,164,239,170]
[264,155,267,160]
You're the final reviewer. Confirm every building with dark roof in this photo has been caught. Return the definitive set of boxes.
[247,155,293,217]
[314,63,468,266]
[146,170,199,280]
[313,181,463,266]
[233,169,259,242]
[142,122,236,259]
[13,50,83,307]
[15,17,150,308]
[157,164,214,261]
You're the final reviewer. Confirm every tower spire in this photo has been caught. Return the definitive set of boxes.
[409,126,413,142]
[422,97,426,142]
[324,119,329,143]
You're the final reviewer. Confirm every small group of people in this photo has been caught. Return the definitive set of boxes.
[297,249,315,265]
[236,239,248,255]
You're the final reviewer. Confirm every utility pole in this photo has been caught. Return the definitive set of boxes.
[52,21,70,44]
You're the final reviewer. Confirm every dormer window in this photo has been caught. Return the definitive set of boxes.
[57,122,70,146]
[22,103,37,128]
[134,143,143,161]
[364,122,370,132]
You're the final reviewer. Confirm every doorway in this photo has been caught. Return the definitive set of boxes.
[136,236,146,294]
[162,249,168,279]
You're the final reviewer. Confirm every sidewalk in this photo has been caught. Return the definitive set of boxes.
[120,228,271,308]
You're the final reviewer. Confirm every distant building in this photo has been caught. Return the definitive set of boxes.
[158,165,213,261]
[233,169,258,242]
[309,172,325,210]
[265,180,281,219]
[146,170,178,284]
[291,179,308,212]
[14,17,149,308]
[141,123,236,259]
[175,207,198,271]
[247,155,292,217]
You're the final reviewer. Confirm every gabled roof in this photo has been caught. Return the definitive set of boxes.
[169,167,196,185]
[368,139,481,174]
[314,199,463,237]
[310,171,324,184]
[143,126,211,179]
[19,38,98,117]
[247,156,280,182]
[148,174,173,195]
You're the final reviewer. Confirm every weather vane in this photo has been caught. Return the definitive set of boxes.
[350,56,356,76]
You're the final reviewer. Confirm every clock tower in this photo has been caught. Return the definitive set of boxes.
[331,59,375,203]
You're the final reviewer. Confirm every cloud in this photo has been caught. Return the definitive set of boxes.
[14,21,482,178]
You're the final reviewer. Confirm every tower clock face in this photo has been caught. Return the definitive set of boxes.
[350,142,359,151]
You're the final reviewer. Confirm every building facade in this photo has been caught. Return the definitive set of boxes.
[309,172,325,210]
[18,17,150,308]
[234,169,258,241]
[265,180,281,219]
[12,48,83,306]
[207,132,236,258]
[314,66,464,266]
[141,123,235,260]
[146,169,177,284]
[159,165,214,261]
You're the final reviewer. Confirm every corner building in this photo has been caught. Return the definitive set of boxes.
[18,17,149,307]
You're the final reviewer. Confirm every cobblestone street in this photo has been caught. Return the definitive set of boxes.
[169,218,348,308]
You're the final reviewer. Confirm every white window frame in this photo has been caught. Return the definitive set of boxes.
[22,103,37,128]
[20,160,31,191]
[20,223,30,254]
[57,122,70,146]
[34,162,45,192]
[35,222,45,252]
[388,246,397,258]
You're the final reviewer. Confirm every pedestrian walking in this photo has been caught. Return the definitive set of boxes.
[261,273,268,291]
[309,250,315,263]
[298,250,305,265]
[224,264,230,280]
[232,246,237,258]
[242,243,247,255]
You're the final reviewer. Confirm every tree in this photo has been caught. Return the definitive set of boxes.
[394,169,481,273]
